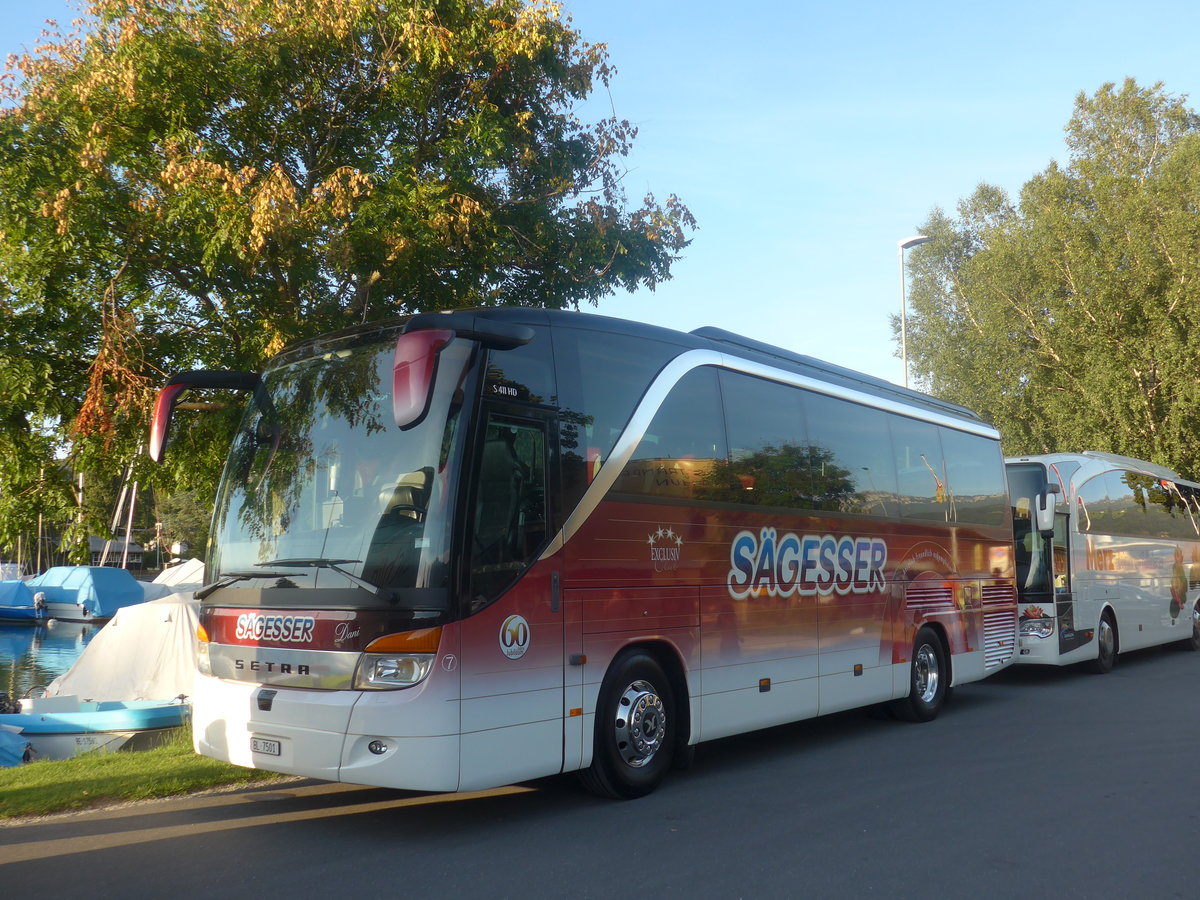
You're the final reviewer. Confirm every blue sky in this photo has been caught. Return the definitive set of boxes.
[4,1,1199,384]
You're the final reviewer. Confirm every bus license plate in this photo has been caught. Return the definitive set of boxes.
[251,737,281,756]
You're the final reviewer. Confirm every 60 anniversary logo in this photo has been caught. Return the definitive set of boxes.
[499,614,531,659]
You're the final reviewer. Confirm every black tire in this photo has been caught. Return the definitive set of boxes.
[1090,612,1117,674]
[580,650,675,800]
[888,627,948,723]
[672,739,696,772]
[1178,604,1200,651]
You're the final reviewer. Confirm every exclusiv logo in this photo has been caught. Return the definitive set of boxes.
[648,525,684,572]
[499,614,531,660]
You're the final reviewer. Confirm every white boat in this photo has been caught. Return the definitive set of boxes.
[0,695,189,760]
[0,573,205,766]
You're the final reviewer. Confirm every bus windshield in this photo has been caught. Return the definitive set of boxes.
[207,330,474,609]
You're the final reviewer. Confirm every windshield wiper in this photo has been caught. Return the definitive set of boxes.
[257,558,395,600]
[196,570,309,600]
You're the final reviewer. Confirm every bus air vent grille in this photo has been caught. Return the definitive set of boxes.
[904,585,954,612]
[981,583,1018,669]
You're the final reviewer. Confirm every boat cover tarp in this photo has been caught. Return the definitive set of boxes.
[0,725,30,767]
[30,566,143,618]
[29,566,146,618]
[139,557,206,602]
[0,580,35,608]
[46,592,200,702]
[154,557,205,587]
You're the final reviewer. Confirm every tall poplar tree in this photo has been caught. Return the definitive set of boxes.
[903,79,1200,475]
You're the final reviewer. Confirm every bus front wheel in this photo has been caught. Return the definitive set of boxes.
[1090,612,1117,674]
[889,627,948,723]
[581,650,675,800]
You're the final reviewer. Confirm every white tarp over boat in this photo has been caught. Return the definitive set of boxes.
[138,557,206,602]
[154,556,205,586]
[46,591,201,702]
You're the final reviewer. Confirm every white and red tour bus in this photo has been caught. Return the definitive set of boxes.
[151,308,1018,798]
[1007,451,1200,672]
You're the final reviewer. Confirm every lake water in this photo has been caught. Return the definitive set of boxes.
[0,621,99,701]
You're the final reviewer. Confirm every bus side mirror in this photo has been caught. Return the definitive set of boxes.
[1034,485,1060,535]
[149,382,190,463]
[148,370,261,463]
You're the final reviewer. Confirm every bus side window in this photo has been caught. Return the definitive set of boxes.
[614,367,730,501]
[939,427,1008,526]
[1075,474,1108,532]
[804,393,898,517]
[719,370,812,508]
[890,417,949,521]
[1102,470,1139,534]
[1137,474,1175,538]
[554,326,686,512]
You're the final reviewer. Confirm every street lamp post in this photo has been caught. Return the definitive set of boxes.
[898,234,932,388]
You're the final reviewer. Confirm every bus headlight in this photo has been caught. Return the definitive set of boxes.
[353,627,442,690]
[354,653,435,689]
[196,639,213,676]
[1021,618,1055,639]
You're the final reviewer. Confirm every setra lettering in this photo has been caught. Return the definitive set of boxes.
[234,659,310,675]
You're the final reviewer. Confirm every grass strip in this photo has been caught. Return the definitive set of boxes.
[0,726,280,820]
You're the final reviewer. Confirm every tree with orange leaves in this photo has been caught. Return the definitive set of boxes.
[0,0,694,560]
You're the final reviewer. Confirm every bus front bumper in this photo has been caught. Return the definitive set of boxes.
[191,672,462,792]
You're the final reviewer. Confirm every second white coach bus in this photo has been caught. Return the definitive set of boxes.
[1007,451,1200,672]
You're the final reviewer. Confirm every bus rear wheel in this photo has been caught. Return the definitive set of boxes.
[1090,612,1117,674]
[889,627,947,723]
[580,650,675,800]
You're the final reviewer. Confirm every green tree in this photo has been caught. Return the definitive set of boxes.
[902,79,1200,475]
[153,486,213,562]
[0,0,694,550]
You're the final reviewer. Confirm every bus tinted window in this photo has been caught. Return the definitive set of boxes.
[890,417,948,521]
[614,367,729,501]
[1076,472,1109,532]
[805,392,898,516]
[554,326,682,466]
[1123,472,1167,537]
[1175,485,1200,537]
[720,370,812,507]
[1146,477,1192,539]
[1077,469,1200,540]
[484,334,556,406]
[940,428,1008,525]
[554,326,683,514]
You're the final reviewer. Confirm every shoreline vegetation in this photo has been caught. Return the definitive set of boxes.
[0,727,282,820]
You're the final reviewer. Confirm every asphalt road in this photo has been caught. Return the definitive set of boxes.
[3,644,1198,898]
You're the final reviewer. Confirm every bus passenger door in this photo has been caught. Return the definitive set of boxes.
[457,409,565,791]
[1048,514,1089,653]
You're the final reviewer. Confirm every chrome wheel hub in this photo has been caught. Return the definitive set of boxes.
[914,644,940,704]
[613,679,666,768]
